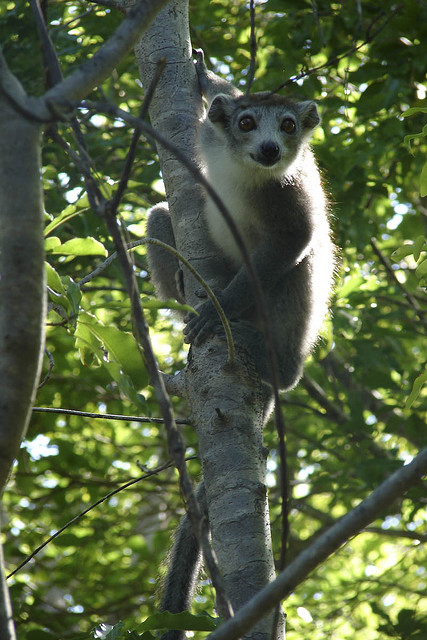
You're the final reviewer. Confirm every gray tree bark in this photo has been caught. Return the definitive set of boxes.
[0,2,173,636]
[135,2,284,638]
[0,68,44,640]
[0,79,44,498]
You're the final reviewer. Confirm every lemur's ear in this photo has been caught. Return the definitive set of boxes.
[208,94,235,123]
[296,101,320,130]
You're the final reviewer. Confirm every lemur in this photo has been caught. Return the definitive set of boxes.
[147,51,334,638]
[147,51,334,391]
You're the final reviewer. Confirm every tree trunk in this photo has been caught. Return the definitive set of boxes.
[135,2,283,637]
[0,72,45,640]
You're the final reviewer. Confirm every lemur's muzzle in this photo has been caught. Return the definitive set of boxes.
[253,140,281,166]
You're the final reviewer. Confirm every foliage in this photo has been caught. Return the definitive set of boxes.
[1,0,426,639]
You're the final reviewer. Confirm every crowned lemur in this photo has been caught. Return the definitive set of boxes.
[147,51,334,639]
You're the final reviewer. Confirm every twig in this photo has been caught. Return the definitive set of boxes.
[110,57,167,211]
[49,129,101,189]
[310,0,325,47]
[6,460,178,580]
[370,237,422,316]
[77,236,236,365]
[83,99,286,489]
[31,1,107,200]
[77,239,145,285]
[271,4,404,92]
[37,349,54,389]
[143,238,235,365]
[245,0,257,94]
[30,0,62,87]
[301,374,349,425]
[32,406,191,425]
[206,447,427,640]
[101,202,233,621]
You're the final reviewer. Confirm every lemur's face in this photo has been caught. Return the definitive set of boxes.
[208,93,319,176]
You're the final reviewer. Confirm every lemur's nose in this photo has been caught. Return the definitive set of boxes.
[260,141,280,161]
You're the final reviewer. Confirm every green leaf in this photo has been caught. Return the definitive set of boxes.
[405,368,427,410]
[137,610,218,633]
[45,236,61,251]
[75,314,104,367]
[63,276,82,317]
[338,274,364,299]
[44,203,82,236]
[104,622,125,639]
[391,244,416,260]
[402,106,427,117]
[415,257,427,282]
[77,312,148,390]
[413,236,426,261]
[103,360,142,406]
[52,237,107,257]
[45,262,66,295]
[420,160,427,197]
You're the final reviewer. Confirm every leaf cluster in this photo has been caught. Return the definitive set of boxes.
[1,1,426,639]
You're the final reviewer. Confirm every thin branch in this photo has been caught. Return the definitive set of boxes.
[207,447,427,640]
[245,0,257,95]
[110,58,167,211]
[294,500,427,543]
[32,406,191,425]
[310,0,325,47]
[6,460,177,580]
[100,202,233,621]
[83,98,286,488]
[0,0,171,123]
[30,0,62,87]
[363,526,427,543]
[271,4,404,92]
[300,374,349,424]
[48,129,96,187]
[370,237,422,316]
[144,238,235,364]
[77,236,236,364]
[37,349,54,389]
[77,239,146,285]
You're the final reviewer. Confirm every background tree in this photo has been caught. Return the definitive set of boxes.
[0,1,426,639]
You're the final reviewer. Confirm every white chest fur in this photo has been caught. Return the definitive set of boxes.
[203,152,263,267]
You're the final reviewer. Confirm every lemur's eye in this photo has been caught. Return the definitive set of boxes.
[239,116,256,132]
[281,118,296,134]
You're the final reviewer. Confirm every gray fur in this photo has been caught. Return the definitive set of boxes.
[181,52,334,390]
[147,52,335,625]
[159,484,207,640]
[147,57,334,390]
[146,203,185,305]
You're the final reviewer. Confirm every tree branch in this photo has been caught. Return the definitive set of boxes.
[207,447,427,640]
[6,460,181,580]
[0,0,171,123]
[271,4,404,92]
[32,406,191,425]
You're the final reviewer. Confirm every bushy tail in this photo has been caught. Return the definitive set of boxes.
[160,483,208,640]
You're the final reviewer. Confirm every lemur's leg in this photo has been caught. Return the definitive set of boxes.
[146,204,185,303]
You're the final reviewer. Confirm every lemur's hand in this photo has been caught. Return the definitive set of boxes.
[183,294,225,346]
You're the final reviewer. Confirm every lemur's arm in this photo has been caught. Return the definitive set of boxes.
[193,49,242,103]
[183,223,311,346]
